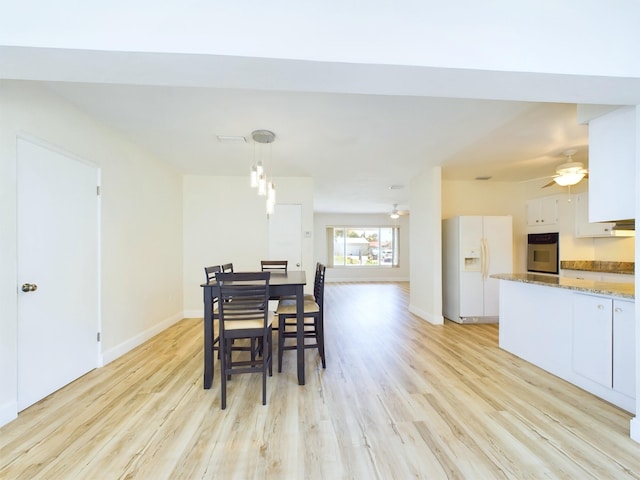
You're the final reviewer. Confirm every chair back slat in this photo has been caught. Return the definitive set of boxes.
[221,263,234,273]
[260,260,288,273]
[204,265,221,283]
[216,272,270,327]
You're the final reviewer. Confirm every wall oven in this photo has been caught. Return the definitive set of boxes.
[527,232,559,274]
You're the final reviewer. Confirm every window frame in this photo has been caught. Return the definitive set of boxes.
[327,226,399,268]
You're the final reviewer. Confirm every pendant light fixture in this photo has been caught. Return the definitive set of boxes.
[250,130,276,213]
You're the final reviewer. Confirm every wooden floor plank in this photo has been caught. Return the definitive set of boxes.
[1,281,639,479]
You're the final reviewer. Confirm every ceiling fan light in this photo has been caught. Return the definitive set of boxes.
[389,203,400,219]
[554,172,585,186]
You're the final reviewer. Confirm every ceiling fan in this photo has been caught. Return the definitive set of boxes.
[389,204,409,219]
[541,149,589,188]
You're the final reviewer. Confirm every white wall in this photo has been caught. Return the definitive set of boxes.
[313,213,410,282]
[0,80,183,427]
[182,175,315,316]
[409,166,443,325]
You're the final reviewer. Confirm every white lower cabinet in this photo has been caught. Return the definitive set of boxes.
[572,294,636,401]
[499,279,635,413]
[613,299,636,398]
[572,294,613,388]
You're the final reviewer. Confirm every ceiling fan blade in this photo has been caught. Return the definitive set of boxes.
[541,180,557,188]
[517,175,554,184]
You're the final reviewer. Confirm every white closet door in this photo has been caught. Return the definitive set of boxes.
[17,138,99,410]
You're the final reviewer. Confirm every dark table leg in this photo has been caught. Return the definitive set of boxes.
[295,283,305,385]
[203,286,213,389]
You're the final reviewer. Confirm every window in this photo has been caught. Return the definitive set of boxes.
[327,227,399,267]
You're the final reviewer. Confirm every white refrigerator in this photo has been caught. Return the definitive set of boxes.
[442,215,513,324]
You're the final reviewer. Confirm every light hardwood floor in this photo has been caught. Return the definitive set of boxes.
[2,282,639,479]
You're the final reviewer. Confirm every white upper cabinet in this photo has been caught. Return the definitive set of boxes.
[526,196,558,227]
[574,192,617,237]
[588,106,636,222]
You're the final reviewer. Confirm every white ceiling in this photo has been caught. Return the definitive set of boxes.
[42,80,590,214]
[2,2,640,214]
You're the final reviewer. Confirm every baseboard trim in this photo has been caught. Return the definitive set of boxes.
[408,304,444,325]
[0,400,18,428]
[325,277,410,283]
[102,311,184,365]
[630,416,640,443]
[183,309,204,319]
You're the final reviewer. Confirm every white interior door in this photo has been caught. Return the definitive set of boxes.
[17,138,99,411]
[268,204,302,269]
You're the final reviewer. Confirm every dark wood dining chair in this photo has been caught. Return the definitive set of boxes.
[221,263,234,273]
[276,263,326,373]
[205,265,261,379]
[260,260,288,273]
[260,260,288,328]
[205,265,221,284]
[204,266,223,372]
[216,271,273,409]
[280,262,320,303]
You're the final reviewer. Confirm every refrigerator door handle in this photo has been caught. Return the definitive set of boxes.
[481,238,489,279]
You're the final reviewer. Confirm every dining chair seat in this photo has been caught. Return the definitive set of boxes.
[224,313,274,332]
[275,299,319,314]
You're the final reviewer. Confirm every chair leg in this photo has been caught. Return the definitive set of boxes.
[262,332,269,405]
[220,338,227,410]
[268,329,273,377]
[316,316,326,368]
[278,315,285,373]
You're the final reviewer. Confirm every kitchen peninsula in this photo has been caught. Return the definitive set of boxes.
[494,273,635,413]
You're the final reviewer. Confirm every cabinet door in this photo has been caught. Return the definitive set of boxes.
[575,192,616,237]
[540,197,558,225]
[613,299,635,398]
[588,106,636,222]
[527,197,558,226]
[526,199,541,226]
[572,294,613,388]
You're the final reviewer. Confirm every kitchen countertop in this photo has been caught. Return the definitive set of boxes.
[492,273,635,300]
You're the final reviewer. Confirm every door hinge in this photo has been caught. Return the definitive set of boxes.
[96,186,100,196]
[97,332,101,342]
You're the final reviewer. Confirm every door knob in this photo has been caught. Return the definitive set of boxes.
[21,283,38,292]
[296,263,301,267]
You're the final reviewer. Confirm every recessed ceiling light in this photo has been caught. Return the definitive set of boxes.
[216,135,246,144]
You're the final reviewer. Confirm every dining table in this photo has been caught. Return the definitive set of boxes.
[201,270,307,388]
